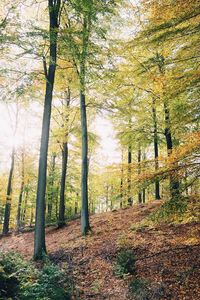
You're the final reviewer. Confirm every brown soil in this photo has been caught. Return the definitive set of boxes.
[0,201,199,300]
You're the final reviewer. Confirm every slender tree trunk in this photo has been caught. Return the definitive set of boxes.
[120,177,123,209]
[47,153,56,221]
[75,192,79,215]
[58,88,70,227]
[127,145,133,206]
[152,98,161,200]
[80,88,90,235]
[3,148,15,234]
[120,151,124,208]
[110,185,113,211]
[156,55,179,199]
[164,102,180,198]
[34,0,60,260]
[142,188,146,203]
[105,184,109,212]
[138,148,142,204]
[21,188,29,225]
[16,151,25,231]
[58,143,68,227]
[29,204,33,227]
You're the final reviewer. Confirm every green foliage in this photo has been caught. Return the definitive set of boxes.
[114,248,136,278]
[149,196,188,223]
[0,251,27,299]
[129,278,149,300]
[0,252,71,300]
[129,278,165,300]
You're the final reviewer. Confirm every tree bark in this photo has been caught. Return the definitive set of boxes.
[21,187,29,225]
[58,142,68,227]
[58,88,70,227]
[142,188,146,203]
[47,153,56,221]
[152,98,161,200]
[3,148,15,234]
[164,102,180,198]
[34,0,60,260]
[138,148,142,204]
[16,151,25,231]
[127,145,133,206]
[120,150,124,208]
[80,89,90,235]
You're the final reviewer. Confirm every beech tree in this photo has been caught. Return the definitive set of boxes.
[61,0,118,235]
[34,0,61,260]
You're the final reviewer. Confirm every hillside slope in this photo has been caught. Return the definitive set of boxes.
[0,201,199,300]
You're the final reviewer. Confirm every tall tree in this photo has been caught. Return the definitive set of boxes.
[62,0,117,235]
[34,0,61,260]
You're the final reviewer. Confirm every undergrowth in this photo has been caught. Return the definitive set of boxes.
[0,251,72,300]
[114,248,136,278]
[131,196,199,231]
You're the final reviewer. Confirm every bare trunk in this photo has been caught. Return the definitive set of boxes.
[16,151,25,231]
[47,153,56,221]
[127,145,133,206]
[138,148,142,204]
[58,143,68,227]
[34,0,60,260]
[164,102,180,198]
[80,89,90,235]
[3,148,15,234]
[152,98,161,200]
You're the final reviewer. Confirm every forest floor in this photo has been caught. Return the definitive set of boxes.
[0,201,200,300]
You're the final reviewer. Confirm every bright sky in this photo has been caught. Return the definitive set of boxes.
[0,100,121,172]
[94,115,121,166]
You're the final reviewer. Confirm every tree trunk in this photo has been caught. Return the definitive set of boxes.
[138,148,142,204]
[75,193,79,215]
[127,145,133,206]
[164,102,180,198]
[16,151,25,231]
[142,188,146,203]
[21,188,29,225]
[34,0,60,260]
[80,89,90,235]
[47,153,56,221]
[58,142,68,227]
[152,98,161,200]
[29,204,33,227]
[3,148,15,234]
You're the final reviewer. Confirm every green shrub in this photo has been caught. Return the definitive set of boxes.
[0,252,71,300]
[129,278,149,300]
[150,196,188,223]
[0,252,27,299]
[114,248,136,278]
[129,278,165,300]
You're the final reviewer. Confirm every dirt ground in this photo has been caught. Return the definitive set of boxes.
[0,201,199,299]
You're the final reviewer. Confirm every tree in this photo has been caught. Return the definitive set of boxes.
[34,0,61,260]
[61,0,118,235]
